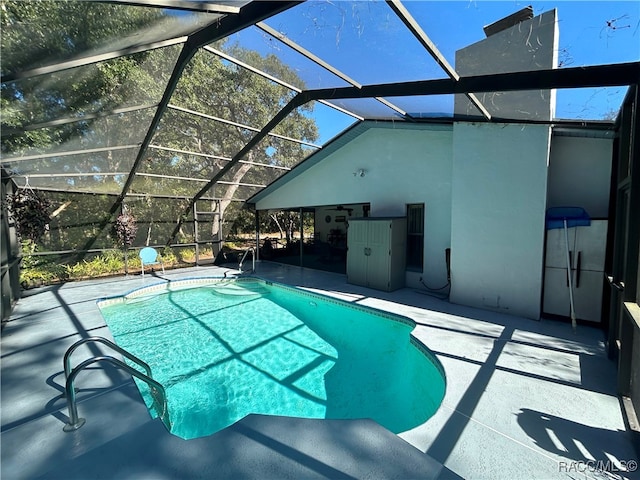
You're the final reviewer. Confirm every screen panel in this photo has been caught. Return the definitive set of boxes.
[169,48,299,131]
[127,173,207,198]
[151,107,253,166]
[261,1,447,85]
[3,46,181,129]
[555,86,631,121]
[2,108,153,159]
[36,190,117,251]
[1,2,216,76]
[208,25,351,91]
[10,172,130,195]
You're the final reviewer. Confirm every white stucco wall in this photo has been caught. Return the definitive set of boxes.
[254,124,453,288]
[450,122,551,319]
[547,135,613,218]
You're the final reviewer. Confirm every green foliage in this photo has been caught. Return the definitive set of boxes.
[3,0,321,256]
[161,247,177,265]
[2,2,171,155]
[20,249,126,287]
[97,250,127,272]
[125,253,142,270]
[1,1,163,74]
[19,240,38,270]
[37,192,119,252]
[20,265,60,288]
[18,246,217,288]
[19,241,68,287]
[63,251,125,279]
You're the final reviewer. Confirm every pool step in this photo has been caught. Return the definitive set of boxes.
[209,282,268,297]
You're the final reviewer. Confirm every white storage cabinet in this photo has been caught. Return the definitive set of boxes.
[347,217,407,292]
[542,220,608,322]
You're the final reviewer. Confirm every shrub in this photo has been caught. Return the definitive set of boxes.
[20,267,58,288]
[19,245,220,289]
[161,247,177,266]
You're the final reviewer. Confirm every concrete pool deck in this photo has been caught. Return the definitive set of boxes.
[1,262,638,479]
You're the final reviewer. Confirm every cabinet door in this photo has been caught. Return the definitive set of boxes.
[365,221,392,290]
[543,268,604,322]
[543,267,571,317]
[545,227,576,269]
[574,220,607,271]
[346,220,369,286]
[573,270,604,322]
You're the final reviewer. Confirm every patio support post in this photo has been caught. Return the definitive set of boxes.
[121,203,129,276]
[194,202,199,266]
[217,199,223,257]
[255,209,260,262]
[299,207,303,267]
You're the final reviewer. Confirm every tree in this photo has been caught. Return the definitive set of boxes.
[151,46,318,249]
[2,1,319,256]
[1,1,179,257]
[1,1,169,154]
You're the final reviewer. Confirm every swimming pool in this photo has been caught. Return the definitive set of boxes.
[97,277,446,440]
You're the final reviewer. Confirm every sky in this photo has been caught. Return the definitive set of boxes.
[216,0,640,144]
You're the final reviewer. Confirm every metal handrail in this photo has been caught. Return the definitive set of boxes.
[63,355,170,432]
[238,247,255,273]
[63,336,152,381]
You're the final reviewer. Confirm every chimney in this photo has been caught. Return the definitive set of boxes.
[483,6,534,37]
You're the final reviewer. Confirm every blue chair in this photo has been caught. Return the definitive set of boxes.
[139,247,165,277]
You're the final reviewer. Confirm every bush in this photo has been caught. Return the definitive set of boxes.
[20,264,64,288]
[18,245,219,289]
[19,242,68,288]
[100,250,125,272]
[63,253,123,280]
[161,247,177,265]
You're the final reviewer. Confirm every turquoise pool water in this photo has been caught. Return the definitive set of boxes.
[97,277,446,439]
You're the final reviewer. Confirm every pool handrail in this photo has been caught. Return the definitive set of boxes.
[63,336,153,381]
[63,355,170,432]
[62,337,169,432]
[238,246,255,273]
